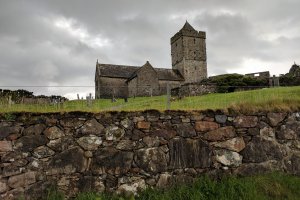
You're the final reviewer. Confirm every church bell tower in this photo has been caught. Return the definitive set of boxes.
[171,21,207,83]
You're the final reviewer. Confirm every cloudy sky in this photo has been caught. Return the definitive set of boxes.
[0,0,299,99]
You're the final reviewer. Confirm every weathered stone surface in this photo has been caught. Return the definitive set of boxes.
[117,179,146,197]
[170,117,180,124]
[234,116,258,128]
[24,181,54,200]
[203,126,236,142]
[60,118,85,128]
[133,116,145,123]
[131,129,145,140]
[116,140,136,150]
[77,119,104,135]
[195,121,219,132]
[12,159,28,167]
[176,124,196,137]
[181,118,190,123]
[6,133,21,141]
[1,151,28,162]
[105,125,125,141]
[143,136,160,147]
[260,127,275,139]
[159,114,172,120]
[46,136,74,152]
[234,160,281,176]
[151,129,176,140]
[267,113,287,126]
[156,173,172,189]
[215,150,242,167]
[146,178,156,186]
[285,154,300,175]
[136,121,150,129]
[48,147,87,174]
[23,124,46,136]
[0,180,8,193]
[191,114,205,121]
[93,147,133,175]
[169,138,211,169]
[105,174,118,189]
[84,151,93,158]
[135,147,168,173]
[204,117,214,122]
[44,126,64,140]
[1,187,24,200]
[78,176,105,193]
[172,174,195,185]
[2,165,23,177]
[77,135,102,150]
[248,128,259,136]
[15,135,48,152]
[8,171,36,189]
[289,140,300,150]
[215,115,227,124]
[33,146,55,158]
[0,141,13,152]
[147,116,159,122]
[0,125,22,139]
[120,118,132,129]
[213,137,245,152]
[277,121,300,140]
[241,137,286,163]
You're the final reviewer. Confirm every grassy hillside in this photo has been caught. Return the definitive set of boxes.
[46,173,300,200]
[0,86,300,113]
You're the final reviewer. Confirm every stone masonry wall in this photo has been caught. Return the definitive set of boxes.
[0,110,300,199]
[98,77,128,98]
[172,83,217,97]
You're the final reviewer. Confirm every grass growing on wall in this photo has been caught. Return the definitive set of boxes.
[1,86,300,113]
[45,173,300,200]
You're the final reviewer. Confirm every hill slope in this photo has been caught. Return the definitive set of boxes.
[0,86,300,113]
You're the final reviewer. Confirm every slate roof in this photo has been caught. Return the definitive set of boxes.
[96,63,184,81]
[96,64,139,78]
[126,61,153,81]
[181,21,197,32]
[155,68,184,81]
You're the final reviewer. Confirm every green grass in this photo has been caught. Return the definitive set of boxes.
[45,173,300,200]
[1,86,300,113]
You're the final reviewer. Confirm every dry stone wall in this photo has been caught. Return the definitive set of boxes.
[0,110,300,199]
[172,83,217,97]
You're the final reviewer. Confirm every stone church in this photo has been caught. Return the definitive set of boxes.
[95,21,207,98]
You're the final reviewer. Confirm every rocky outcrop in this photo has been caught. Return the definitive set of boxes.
[0,111,299,199]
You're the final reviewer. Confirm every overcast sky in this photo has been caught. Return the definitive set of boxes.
[0,0,299,99]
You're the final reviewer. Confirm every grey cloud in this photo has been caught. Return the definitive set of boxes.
[0,0,299,97]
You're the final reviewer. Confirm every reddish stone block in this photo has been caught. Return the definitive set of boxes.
[136,121,151,129]
[195,121,219,132]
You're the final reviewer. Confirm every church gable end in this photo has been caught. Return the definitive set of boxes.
[128,61,160,97]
